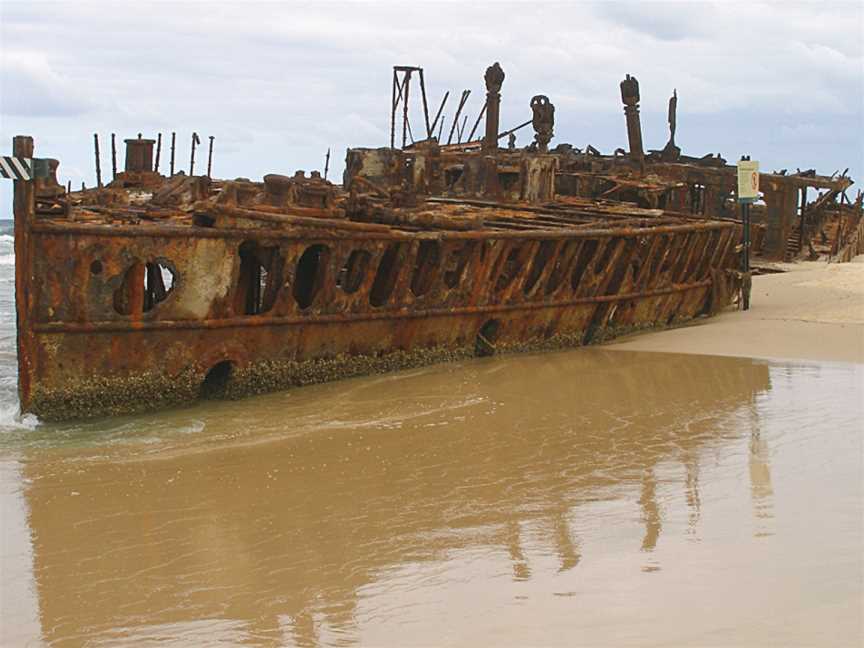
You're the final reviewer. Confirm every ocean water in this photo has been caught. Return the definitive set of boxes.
[0,220,25,432]
[0,221,861,647]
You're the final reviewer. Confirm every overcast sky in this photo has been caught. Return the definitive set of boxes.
[1,1,862,213]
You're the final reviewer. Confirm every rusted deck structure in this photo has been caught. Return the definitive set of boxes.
[357,65,861,264]
[550,77,861,262]
[11,63,761,420]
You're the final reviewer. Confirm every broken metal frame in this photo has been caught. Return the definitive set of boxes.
[391,66,426,149]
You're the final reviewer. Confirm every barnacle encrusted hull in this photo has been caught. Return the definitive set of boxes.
[26,264,734,422]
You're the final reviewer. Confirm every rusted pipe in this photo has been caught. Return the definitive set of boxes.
[33,279,713,335]
[189,132,200,176]
[32,217,735,242]
[447,90,471,145]
[93,133,102,188]
[155,133,162,174]
[620,74,644,170]
[402,70,411,148]
[497,120,532,140]
[430,91,450,141]
[207,136,215,178]
[467,101,487,143]
[418,68,431,138]
[111,133,117,179]
[483,63,505,151]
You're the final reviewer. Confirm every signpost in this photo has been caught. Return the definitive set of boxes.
[737,156,759,310]
[0,155,49,182]
[0,156,35,181]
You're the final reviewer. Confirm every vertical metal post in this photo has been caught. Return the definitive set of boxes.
[155,133,162,173]
[324,148,331,181]
[742,201,751,310]
[740,154,752,311]
[447,90,471,145]
[390,68,397,149]
[799,186,807,253]
[12,136,35,410]
[207,136,215,178]
[742,202,751,275]
[190,132,199,176]
[170,132,176,176]
[111,133,117,179]
[467,101,487,143]
[418,68,431,138]
[620,75,645,173]
[429,91,450,140]
[66,180,71,194]
[93,133,102,188]
[483,63,504,152]
[402,70,411,149]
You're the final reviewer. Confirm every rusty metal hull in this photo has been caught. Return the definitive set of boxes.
[18,218,739,420]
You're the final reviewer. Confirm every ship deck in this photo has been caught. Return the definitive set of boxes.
[37,185,729,241]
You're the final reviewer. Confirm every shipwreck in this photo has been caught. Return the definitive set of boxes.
[9,63,860,420]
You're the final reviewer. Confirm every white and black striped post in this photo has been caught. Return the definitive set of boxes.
[0,154,34,181]
[1,151,51,184]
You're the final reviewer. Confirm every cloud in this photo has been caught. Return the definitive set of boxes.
[0,52,95,117]
[595,2,709,41]
[0,0,860,200]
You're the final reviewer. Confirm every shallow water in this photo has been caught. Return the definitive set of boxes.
[0,226,862,647]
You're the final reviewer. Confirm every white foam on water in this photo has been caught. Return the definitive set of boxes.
[0,254,14,267]
[0,402,39,432]
[178,420,206,435]
[0,235,14,243]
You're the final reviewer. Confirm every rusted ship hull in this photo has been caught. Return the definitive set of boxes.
[20,215,737,421]
[14,62,777,421]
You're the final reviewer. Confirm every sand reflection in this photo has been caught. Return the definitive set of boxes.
[10,350,781,646]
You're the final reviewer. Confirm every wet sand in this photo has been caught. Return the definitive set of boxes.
[611,258,864,364]
[1,350,862,647]
[0,254,862,647]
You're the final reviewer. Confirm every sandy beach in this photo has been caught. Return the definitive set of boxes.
[610,258,864,364]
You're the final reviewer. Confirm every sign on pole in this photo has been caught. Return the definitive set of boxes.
[0,156,50,181]
[0,156,33,181]
[737,159,759,202]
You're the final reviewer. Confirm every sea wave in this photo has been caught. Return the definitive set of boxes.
[0,235,13,244]
[0,401,39,432]
[0,254,14,267]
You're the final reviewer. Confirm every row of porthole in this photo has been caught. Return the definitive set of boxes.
[99,238,563,318]
[291,241,472,311]
[100,238,605,317]
[290,237,619,312]
[102,233,690,318]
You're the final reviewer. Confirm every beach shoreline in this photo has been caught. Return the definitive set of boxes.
[608,257,864,365]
